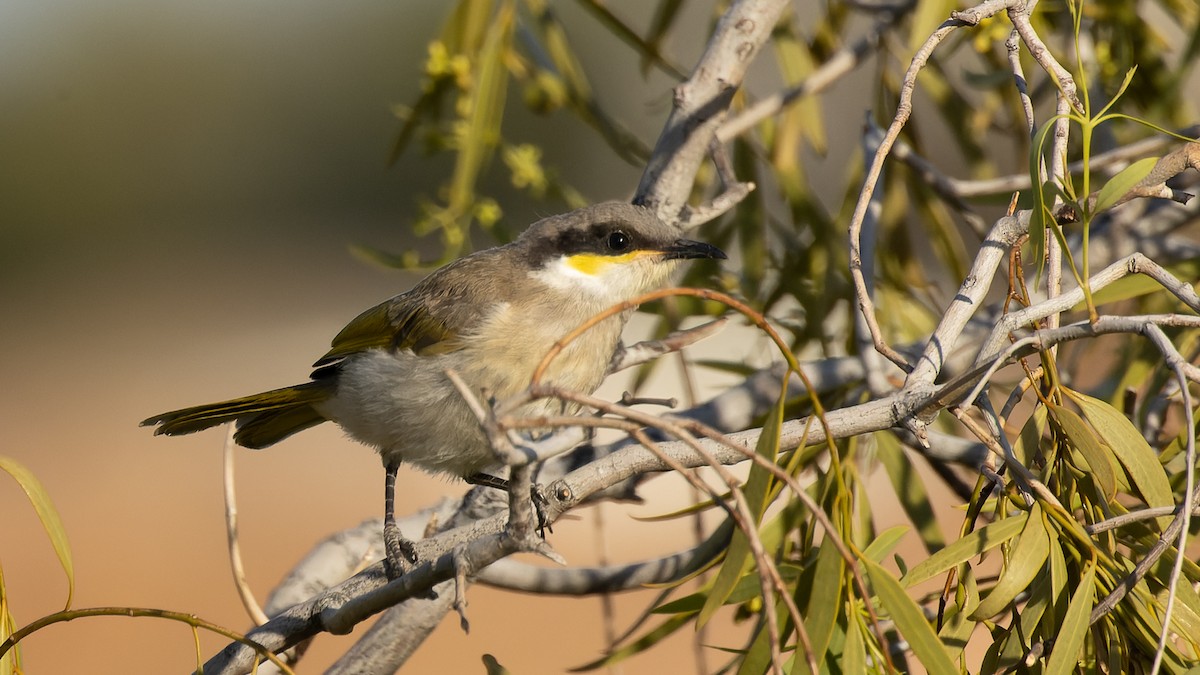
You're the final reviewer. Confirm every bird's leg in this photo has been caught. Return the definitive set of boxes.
[383,460,418,580]
[465,472,552,537]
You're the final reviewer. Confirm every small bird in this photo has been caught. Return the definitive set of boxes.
[142,201,725,577]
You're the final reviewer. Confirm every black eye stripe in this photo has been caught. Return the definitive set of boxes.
[529,219,658,267]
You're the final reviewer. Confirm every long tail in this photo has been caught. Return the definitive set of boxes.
[141,382,331,449]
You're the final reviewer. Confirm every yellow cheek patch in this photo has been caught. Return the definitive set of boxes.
[565,250,658,275]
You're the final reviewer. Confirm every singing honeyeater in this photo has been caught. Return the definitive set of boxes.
[142,201,726,577]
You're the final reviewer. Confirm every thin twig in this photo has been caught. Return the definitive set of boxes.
[223,424,270,627]
[1142,325,1195,675]
[848,0,1024,372]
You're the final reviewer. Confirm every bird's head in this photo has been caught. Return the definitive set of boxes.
[517,202,726,304]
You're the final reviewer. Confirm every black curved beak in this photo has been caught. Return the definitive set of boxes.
[662,239,727,261]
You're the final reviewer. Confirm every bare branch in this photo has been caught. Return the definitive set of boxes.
[634,0,790,225]
[608,317,729,373]
[716,5,906,144]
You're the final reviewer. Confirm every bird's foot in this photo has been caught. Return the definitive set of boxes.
[532,484,552,539]
[465,473,553,538]
[383,521,419,581]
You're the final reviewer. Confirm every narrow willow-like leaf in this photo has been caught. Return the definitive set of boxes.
[482,653,510,675]
[863,558,959,675]
[1044,563,1096,675]
[1073,390,1174,528]
[877,432,945,552]
[903,513,1028,588]
[997,624,1026,670]
[1028,111,1061,282]
[1095,66,1138,119]
[1052,405,1118,499]
[1093,156,1158,213]
[1072,272,1167,308]
[862,525,910,564]
[1157,583,1200,641]
[842,611,866,675]
[792,537,842,674]
[570,613,694,672]
[573,0,682,78]
[448,0,513,214]
[907,0,956,52]
[938,564,979,661]
[387,87,443,166]
[971,504,1050,620]
[1046,531,1069,628]
[698,379,787,627]
[771,23,827,159]
[738,606,783,675]
[0,455,74,609]
[1,562,16,675]
[654,573,754,616]
[443,0,494,54]
[1013,405,1047,466]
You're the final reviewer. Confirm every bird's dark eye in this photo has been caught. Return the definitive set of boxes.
[607,230,631,252]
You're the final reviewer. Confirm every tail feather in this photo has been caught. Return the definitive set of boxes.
[234,406,327,449]
[142,382,331,448]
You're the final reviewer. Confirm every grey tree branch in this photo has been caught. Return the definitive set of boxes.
[716,4,907,144]
[477,521,732,593]
[633,0,790,225]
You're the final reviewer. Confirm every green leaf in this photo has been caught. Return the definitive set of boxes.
[1095,66,1138,118]
[1157,581,1200,640]
[842,610,866,675]
[1094,156,1158,213]
[0,455,74,609]
[1013,405,1047,466]
[448,0,513,215]
[861,525,910,564]
[902,512,1027,588]
[771,23,827,157]
[877,432,945,552]
[570,613,694,671]
[442,0,494,54]
[698,379,787,627]
[1052,405,1118,500]
[1046,532,1068,627]
[971,503,1050,620]
[863,558,959,675]
[572,0,684,79]
[1073,272,1167,308]
[907,0,956,53]
[1,562,17,675]
[739,605,787,675]
[1044,563,1096,675]
[1027,108,1070,287]
[482,653,510,675]
[1018,567,1052,639]
[938,564,979,661]
[1072,390,1174,528]
[796,537,842,674]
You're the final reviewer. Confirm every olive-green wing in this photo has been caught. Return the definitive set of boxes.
[312,298,460,367]
[311,250,513,367]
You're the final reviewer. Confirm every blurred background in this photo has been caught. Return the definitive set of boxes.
[0,0,744,672]
[13,0,1193,671]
